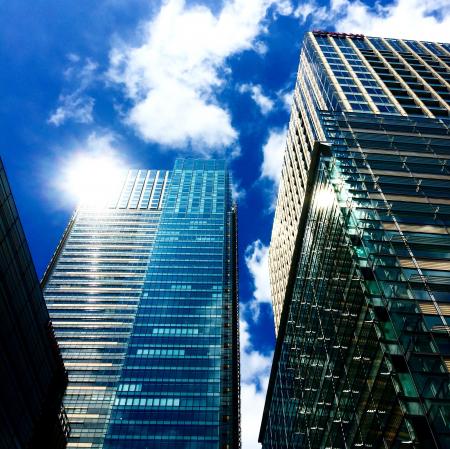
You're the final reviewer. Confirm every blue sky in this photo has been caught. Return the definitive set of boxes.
[1,0,450,447]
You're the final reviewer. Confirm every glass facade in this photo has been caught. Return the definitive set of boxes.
[43,159,239,449]
[0,159,69,449]
[261,32,450,449]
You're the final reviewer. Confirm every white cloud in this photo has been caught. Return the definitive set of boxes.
[258,128,286,210]
[63,58,98,82]
[254,40,269,55]
[260,127,286,186]
[241,238,274,448]
[281,91,292,112]
[241,239,273,447]
[66,52,80,63]
[55,131,128,180]
[273,0,294,16]
[245,239,271,306]
[241,382,268,449]
[79,131,123,155]
[48,58,98,126]
[231,178,246,201]
[336,0,450,41]
[239,83,274,115]
[48,94,95,126]
[297,0,450,41]
[108,0,291,153]
[294,1,328,23]
[240,317,272,449]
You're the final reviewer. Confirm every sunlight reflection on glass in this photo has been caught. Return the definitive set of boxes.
[315,187,335,210]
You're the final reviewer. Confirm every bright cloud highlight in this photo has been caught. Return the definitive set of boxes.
[240,318,273,449]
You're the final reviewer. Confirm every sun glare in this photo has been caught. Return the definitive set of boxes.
[61,152,127,207]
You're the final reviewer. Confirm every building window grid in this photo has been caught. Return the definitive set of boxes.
[261,34,450,447]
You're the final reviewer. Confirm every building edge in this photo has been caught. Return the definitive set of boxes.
[259,142,331,443]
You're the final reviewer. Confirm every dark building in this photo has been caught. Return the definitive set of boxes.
[0,159,69,449]
[43,159,240,449]
[260,32,450,448]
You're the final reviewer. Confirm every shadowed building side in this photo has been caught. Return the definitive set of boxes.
[0,159,69,449]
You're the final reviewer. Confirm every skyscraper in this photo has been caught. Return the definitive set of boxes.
[260,32,450,448]
[0,159,69,449]
[43,159,240,449]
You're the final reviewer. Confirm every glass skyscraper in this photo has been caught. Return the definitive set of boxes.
[260,32,450,448]
[0,159,69,449]
[43,159,240,449]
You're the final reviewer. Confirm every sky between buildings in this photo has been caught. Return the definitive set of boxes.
[1,1,450,447]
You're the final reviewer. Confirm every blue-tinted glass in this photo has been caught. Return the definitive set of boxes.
[44,162,239,449]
